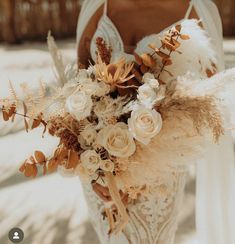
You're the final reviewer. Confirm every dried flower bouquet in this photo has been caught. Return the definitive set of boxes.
[0,22,229,237]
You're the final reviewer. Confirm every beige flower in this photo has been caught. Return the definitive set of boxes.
[78,126,97,149]
[95,55,134,90]
[142,73,159,89]
[66,91,92,121]
[97,122,136,158]
[80,150,101,172]
[128,107,162,145]
[137,83,157,108]
[100,160,115,172]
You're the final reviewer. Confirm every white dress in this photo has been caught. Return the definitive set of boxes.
[76,1,235,244]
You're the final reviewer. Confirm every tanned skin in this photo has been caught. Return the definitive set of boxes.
[78,0,198,67]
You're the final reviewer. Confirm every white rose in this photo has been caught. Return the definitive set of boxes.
[142,73,159,89]
[80,150,101,172]
[66,91,92,121]
[79,78,98,95]
[100,160,115,172]
[97,122,136,158]
[128,107,162,145]
[137,84,157,108]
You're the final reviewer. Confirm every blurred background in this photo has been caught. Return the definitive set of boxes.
[0,1,234,244]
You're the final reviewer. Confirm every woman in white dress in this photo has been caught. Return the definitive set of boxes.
[76,1,235,243]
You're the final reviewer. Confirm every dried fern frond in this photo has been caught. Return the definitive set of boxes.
[96,37,112,65]
[8,80,19,102]
[47,31,67,86]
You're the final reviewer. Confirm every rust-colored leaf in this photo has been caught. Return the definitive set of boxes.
[140,54,156,68]
[43,164,47,175]
[57,148,68,161]
[19,162,26,172]
[32,119,41,130]
[8,104,16,117]
[34,151,46,164]
[175,24,182,32]
[140,64,149,74]
[172,38,181,49]
[67,150,79,169]
[161,40,176,51]
[180,34,190,40]
[24,163,38,178]
[2,109,9,121]
[156,50,170,59]
[148,43,157,50]
[163,59,173,66]
[47,159,58,173]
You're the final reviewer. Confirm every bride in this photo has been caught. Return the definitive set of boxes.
[76,1,235,243]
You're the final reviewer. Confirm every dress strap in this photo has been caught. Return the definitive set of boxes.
[103,0,108,16]
[184,0,194,19]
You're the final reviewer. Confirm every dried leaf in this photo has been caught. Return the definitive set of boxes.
[24,163,38,178]
[148,43,157,50]
[156,50,170,59]
[175,24,182,32]
[19,162,26,172]
[43,164,47,175]
[163,59,173,66]
[57,148,68,161]
[34,151,46,164]
[8,104,16,117]
[23,102,27,116]
[67,150,79,169]
[2,108,9,121]
[32,119,41,130]
[30,156,36,164]
[48,159,58,173]
[24,118,29,132]
[140,64,149,74]
[161,40,176,51]
[140,54,156,68]
[180,34,190,40]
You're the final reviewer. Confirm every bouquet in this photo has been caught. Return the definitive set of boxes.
[0,20,229,235]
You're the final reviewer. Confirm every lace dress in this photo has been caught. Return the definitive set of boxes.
[77,1,235,244]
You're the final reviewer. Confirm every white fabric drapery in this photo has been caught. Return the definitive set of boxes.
[76,1,235,243]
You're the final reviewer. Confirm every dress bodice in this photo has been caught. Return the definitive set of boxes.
[90,0,194,63]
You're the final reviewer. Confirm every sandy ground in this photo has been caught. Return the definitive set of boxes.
[0,39,234,244]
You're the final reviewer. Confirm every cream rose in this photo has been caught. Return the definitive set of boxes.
[142,73,159,89]
[128,107,162,145]
[100,160,115,172]
[97,122,136,158]
[66,91,92,121]
[80,150,101,172]
[137,83,157,108]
